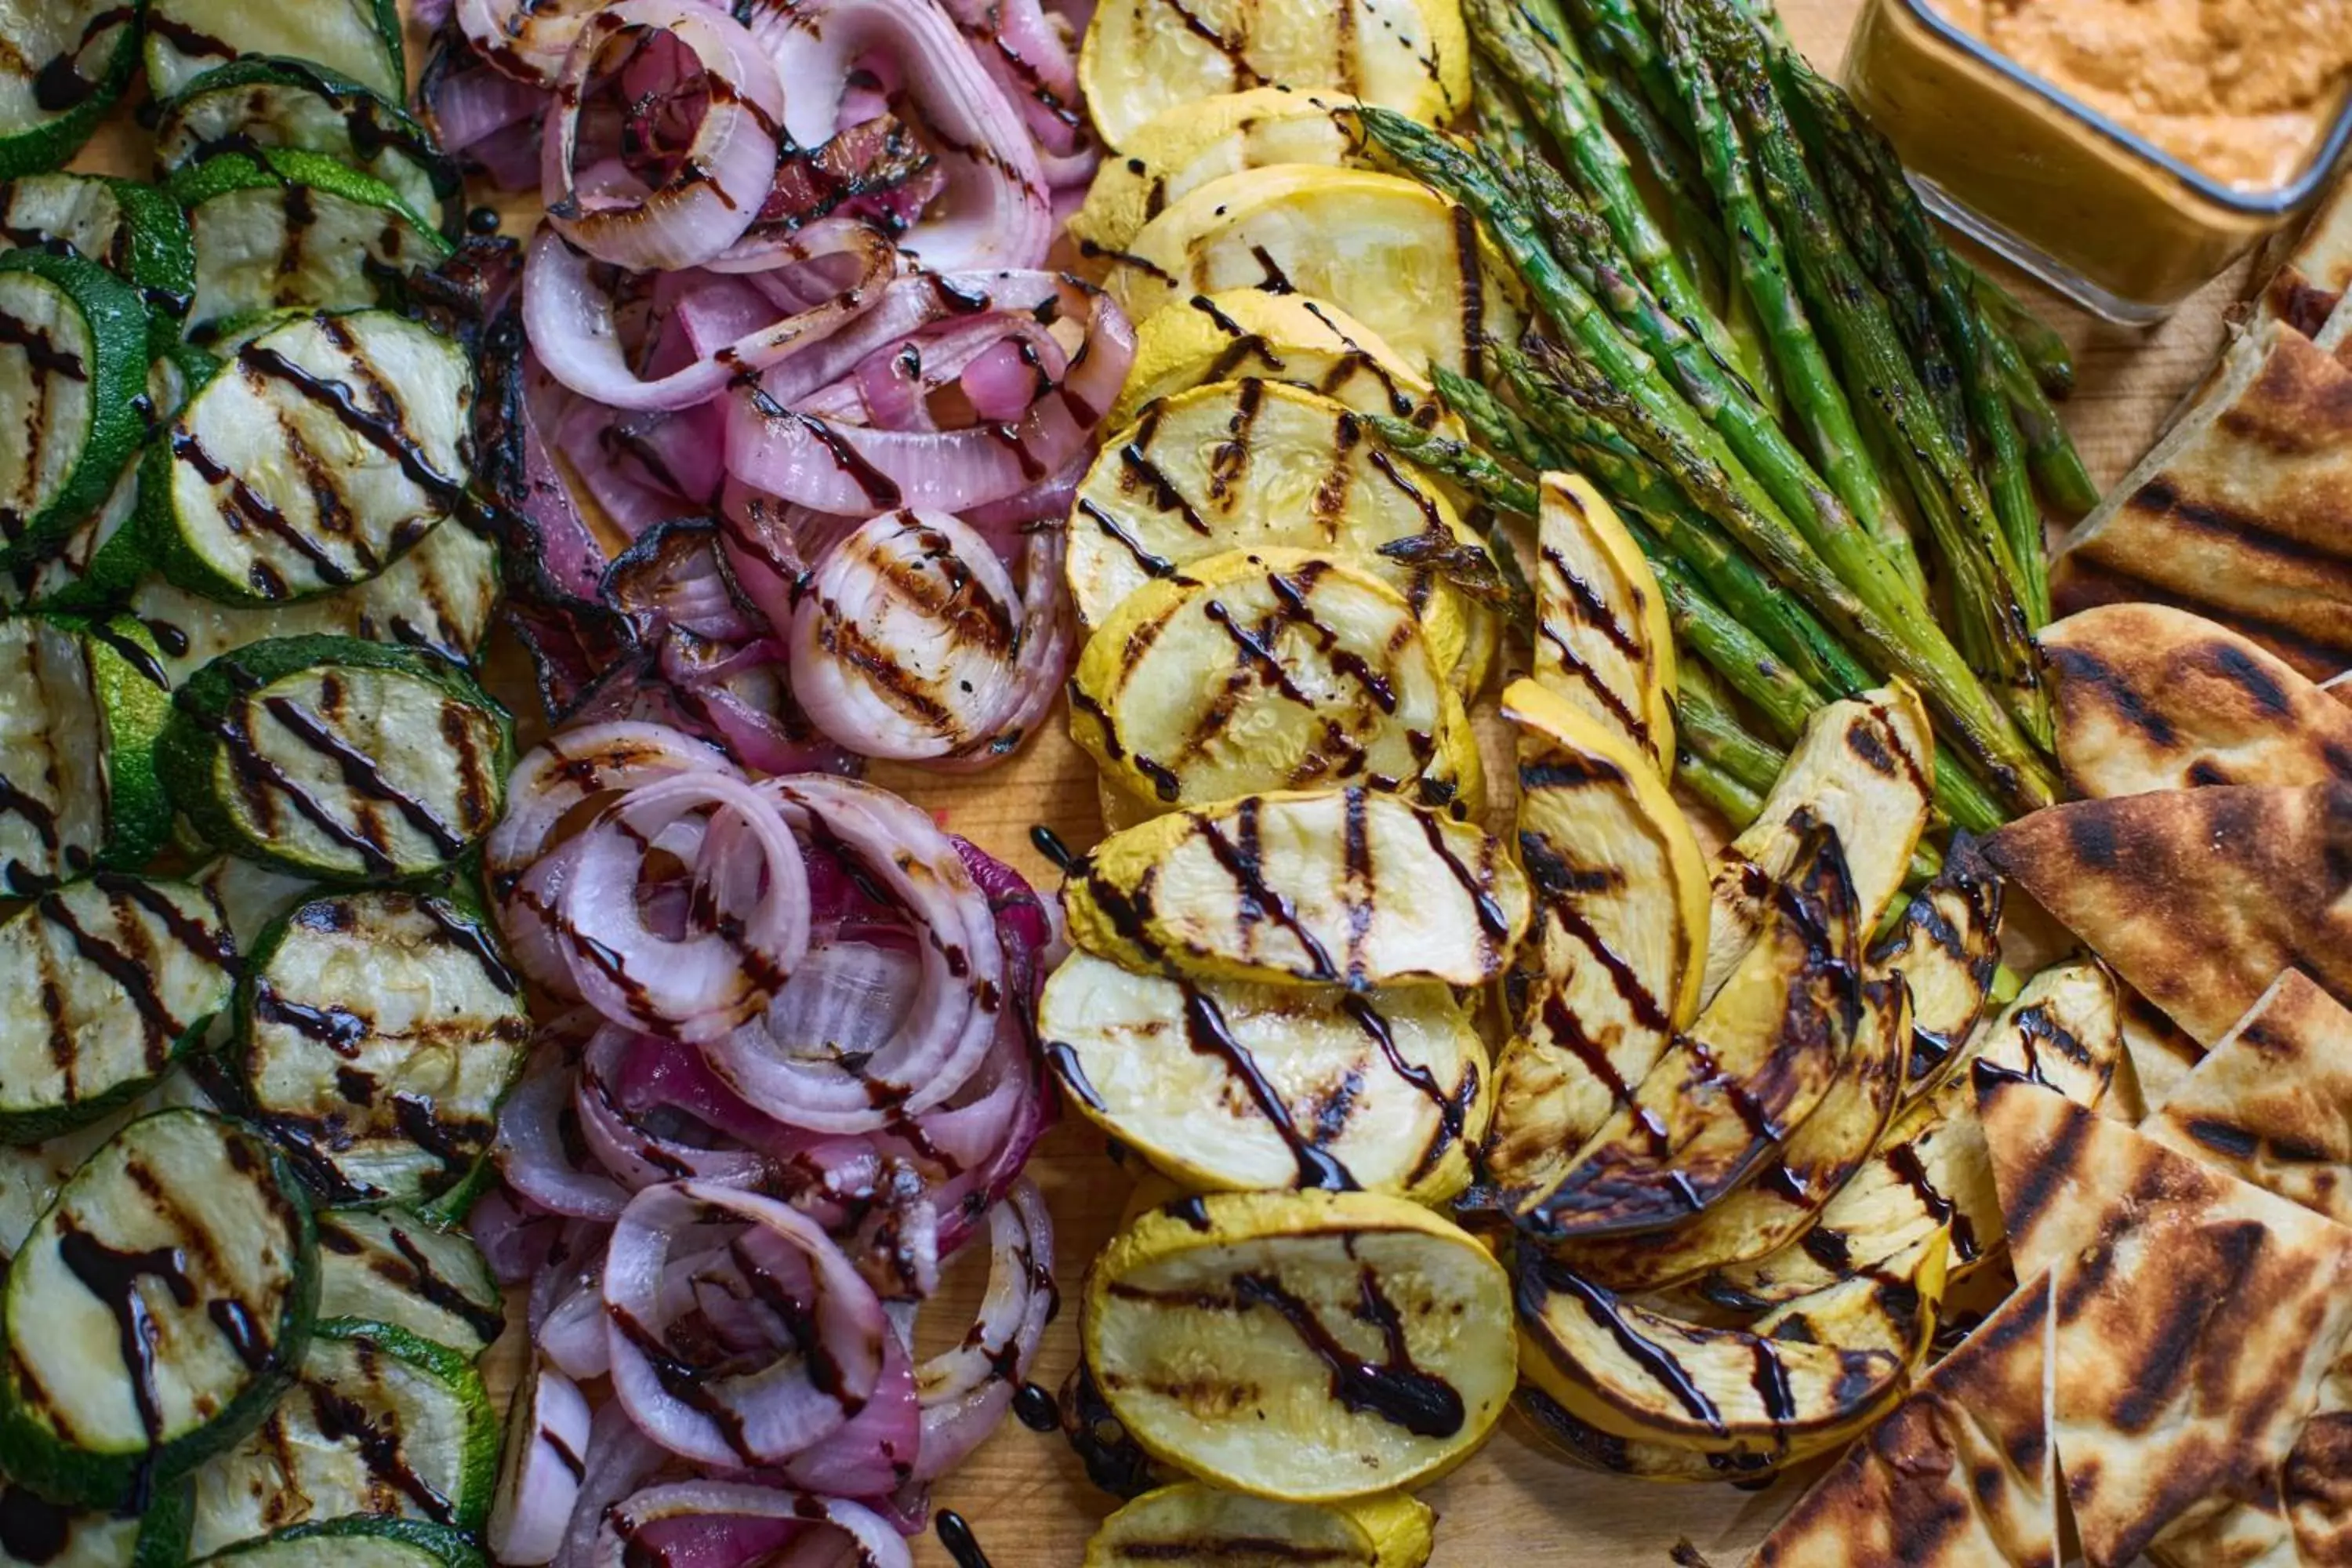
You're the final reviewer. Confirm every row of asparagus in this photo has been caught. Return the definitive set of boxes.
[1359,0,2102,828]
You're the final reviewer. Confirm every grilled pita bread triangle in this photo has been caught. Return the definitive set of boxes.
[2249,172,2352,343]
[1983,782,2352,1047]
[2145,969,2352,1225]
[1748,1269,2059,1568]
[2051,324,2352,681]
[1978,1073,2352,1568]
[2042,604,2352,798]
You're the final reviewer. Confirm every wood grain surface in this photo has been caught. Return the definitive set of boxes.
[80,1,2260,1559]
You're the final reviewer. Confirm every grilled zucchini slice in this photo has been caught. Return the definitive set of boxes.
[0,248,148,570]
[171,152,449,342]
[1070,549,1480,818]
[160,637,511,881]
[1531,474,1676,775]
[151,310,474,605]
[1105,168,1514,385]
[194,1519,486,1568]
[235,888,528,1207]
[1078,0,1465,149]
[1083,1483,1377,1567]
[156,60,463,239]
[0,877,237,1145]
[128,519,502,686]
[1486,681,1708,1213]
[1073,89,1362,257]
[1040,951,1489,1199]
[187,1319,497,1559]
[143,0,405,103]
[0,1071,218,1264]
[0,1109,317,1509]
[314,1208,504,1357]
[1068,787,1530,989]
[0,174,197,357]
[0,615,174,895]
[1083,1190,1512,1502]
[0,1475,192,1568]
[1067,379,1483,666]
[1695,960,2124,1312]
[0,1,140,180]
[1113,291,1450,432]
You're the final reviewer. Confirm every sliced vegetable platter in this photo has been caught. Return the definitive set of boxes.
[31,0,2253,1563]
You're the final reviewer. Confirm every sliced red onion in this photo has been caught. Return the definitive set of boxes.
[924,526,1069,773]
[491,1357,595,1566]
[742,0,1051,271]
[459,0,607,86]
[575,1027,775,1191]
[525,224,896,412]
[499,1051,632,1221]
[604,1181,889,1468]
[590,1483,913,1568]
[724,274,1131,514]
[605,520,761,642]
[910,1180,1054,1479]
[423,34,549,155]
[779,1323,918,1497]
[558,772,812,1041]
[789,510,1029,761]
[703,776,1000,1130]
[541,1,785,270]
[938,0,1086,157]
[539,1265,614,1381]
[466,1185,566,1287]
[555,1399,670,1568]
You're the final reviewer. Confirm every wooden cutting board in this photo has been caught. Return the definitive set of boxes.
[82,0,2256,1559]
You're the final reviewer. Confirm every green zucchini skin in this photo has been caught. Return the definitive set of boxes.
[154,59,463,239]
[157,635,514,883]
[0,174,196,356]
[0,615,174,894]
[0,1109,318,1511]
[0,3,144,181]
[0,248,151,570]
[0,873,237,1145]
[192,1517,486,1568]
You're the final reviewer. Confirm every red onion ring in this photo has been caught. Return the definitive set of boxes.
[499,1047,633,1222]
[558,772,814,1041]
[555,1400,669,1568]
[604,1181,890,1468]
[724,273,1131,514]
[590,1483,913,1568]
[742,0,1051,271]
[911,1180,1054,1479]
[541,0,786,270]
[459,0,608,87]
[491,1357,596,1566]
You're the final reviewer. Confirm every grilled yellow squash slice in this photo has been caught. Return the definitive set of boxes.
[1074,89,1363,257]
[1701,687,1933,1004]
[1517,1227,1949,1461]
[1077,0,1466,150]
[1112,292,1448,432]
[1069,548,1481,817]
[1865,833,2004,1105]
[1694,960,2123,1312]
[1065,787,1529,989]
[1082,1484,1377,1567]
[1104,168,1515,385]
[1520,824,1860,1243]
[1530,474,1676,776]
[1039,951,1490,1200]
[1066,379,1485,667]
[1485,680,1708,1212]
[1516,1229,1951,1479]
[1083,1190,1514,1502]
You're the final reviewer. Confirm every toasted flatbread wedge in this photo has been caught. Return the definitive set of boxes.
[1984,782,2352,1047]
[2042,604,2352,797]
[2052,324,2352,681]
[1552,974,1907,1294]
[1701,688,1933,1004]
[2150,1405,2352,1568]
[1530,474,1676,776]
[1520,826,1860,1243]
[1980,1076,2352,1568]
[2144,968,2352,1224]
[2252,170,2352,342]
[1867,833,2005,1104]
[1697,960,2121,1312]
[1750,1269,2060,1568]
[2116,984,2209,1119]
[1515,1225,1947,1461]
[1486,681,1708,1211]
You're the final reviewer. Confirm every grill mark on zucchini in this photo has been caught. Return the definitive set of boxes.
[0,310,86,383]
[54,1214,194,1453]
[24,6,135,111]
[301,1378,457,1525]
[239,333,466,506]
[254,691,468,858]
[377,1225,506,1343]
[172,430,351,597]
[38,887,178,1052]
[204,684,398,874]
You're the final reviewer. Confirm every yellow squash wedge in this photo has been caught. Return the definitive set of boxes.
[1112,291,1448,432]
[1530,473,1676,777]
[1073,89,1363,256]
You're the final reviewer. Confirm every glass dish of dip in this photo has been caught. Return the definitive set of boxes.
[1842,0,2352,323]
